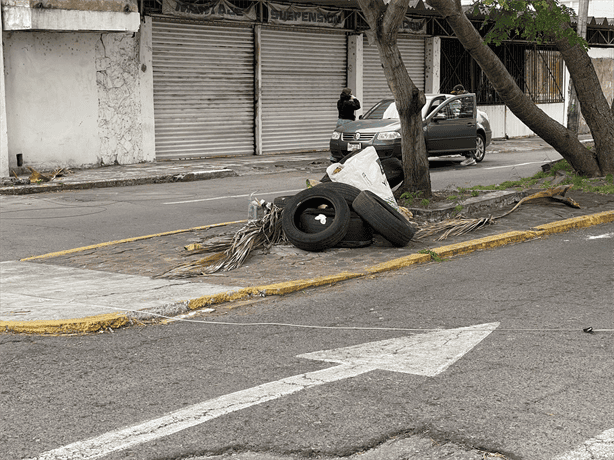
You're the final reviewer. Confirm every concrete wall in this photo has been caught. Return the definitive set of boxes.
[3,31,101,170]
[0,17,9,178]
[2,27,151,172]
[579,47,614,134]
[478,102,566,140]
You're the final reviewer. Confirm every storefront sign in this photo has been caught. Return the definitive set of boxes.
[267,2,345,28]
[162,0,257,21]
[400,17,426,34]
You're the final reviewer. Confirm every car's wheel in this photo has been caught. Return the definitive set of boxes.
[474,134,486,162]
[352,190,416,247]
[281,188,350,252]
[299,209,373,248]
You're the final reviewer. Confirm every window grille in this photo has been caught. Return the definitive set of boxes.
[440,38,564,105]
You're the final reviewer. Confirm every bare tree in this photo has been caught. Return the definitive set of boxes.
[426,0,614,177]
[356,0,432,197]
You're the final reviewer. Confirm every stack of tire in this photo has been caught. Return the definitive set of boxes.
[277,182,416,252]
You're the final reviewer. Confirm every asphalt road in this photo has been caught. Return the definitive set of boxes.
[0,146,563,262]
[2,222,612,460]
[6,144,612,460]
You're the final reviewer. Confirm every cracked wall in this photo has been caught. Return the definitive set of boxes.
[95,32,146,166]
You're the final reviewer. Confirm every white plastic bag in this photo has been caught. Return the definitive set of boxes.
[326,147,399,210]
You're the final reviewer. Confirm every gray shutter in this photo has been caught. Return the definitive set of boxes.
[260,28,347,154]
[363,36,425,111]
[152,19,254,159]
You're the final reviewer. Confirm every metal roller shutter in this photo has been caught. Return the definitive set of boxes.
[260,28,347,154]
[152,19,254,159]
[362,36,426,111]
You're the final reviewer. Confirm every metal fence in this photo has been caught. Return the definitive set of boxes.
[440,38,565,105]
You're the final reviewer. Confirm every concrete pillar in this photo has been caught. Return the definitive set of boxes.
[139,16,156,162]
[254,24,262,155]
[425,36,441,94]
[0,13,9,178]
[347,34,363,117]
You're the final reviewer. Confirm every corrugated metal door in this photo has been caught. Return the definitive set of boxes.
[152,19,254,159]
[260,28,347,154]
[363,36,425,111]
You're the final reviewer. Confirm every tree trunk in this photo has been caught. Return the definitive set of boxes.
[426,0,612,177]
[550,9,614,175]
[357,0,432,197]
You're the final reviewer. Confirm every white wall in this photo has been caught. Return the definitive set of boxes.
[559,0,614,17]
[478,103,566,139]
[2,28,151,172]
[0,18,9,178]
[3,31,101,170]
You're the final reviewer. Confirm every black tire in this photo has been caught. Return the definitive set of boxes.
[299,209,373,248]
[337,213,373,248]
[380,157,404,188]
[273,196,293,209]
[311,182,362,208]
[352,190,416,247]
[282,188,350,252]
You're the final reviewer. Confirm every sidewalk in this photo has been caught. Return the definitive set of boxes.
[0,134,592,195]
[1,135,612,334]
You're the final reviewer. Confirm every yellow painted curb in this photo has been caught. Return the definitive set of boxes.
[20,221,246,261]
[433,230,543,258]
[365,253,432,274]
[534,210,614,235]
[1,313,129,335]
[6,210,613,335]
[188,272,365,310]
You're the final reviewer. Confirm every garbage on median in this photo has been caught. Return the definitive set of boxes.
[158,153,581,278]
[415,184,580,240]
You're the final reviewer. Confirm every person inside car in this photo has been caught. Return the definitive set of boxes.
[337,88,361,127]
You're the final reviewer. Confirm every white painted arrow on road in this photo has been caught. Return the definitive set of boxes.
[33,322,499,460]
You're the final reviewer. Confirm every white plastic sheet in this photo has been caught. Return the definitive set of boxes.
[326,147,399,210]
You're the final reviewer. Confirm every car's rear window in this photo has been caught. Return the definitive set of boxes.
[364,100,398,120]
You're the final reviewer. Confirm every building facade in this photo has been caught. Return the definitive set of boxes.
[1,0,613,177]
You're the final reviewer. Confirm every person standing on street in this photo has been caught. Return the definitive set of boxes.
[337,88,361,127]
[451,84,477,166]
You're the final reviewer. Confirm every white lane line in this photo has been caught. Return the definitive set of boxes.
[483,161,547,170]
[164,188,303,205]
[32,323,498,460]
[552,428,614,459]
[587,233,614,240]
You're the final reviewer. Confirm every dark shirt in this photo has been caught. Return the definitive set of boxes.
[337,96,361,121]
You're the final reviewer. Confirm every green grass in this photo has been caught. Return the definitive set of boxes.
[418,249,445,262]
[470,160,614,194]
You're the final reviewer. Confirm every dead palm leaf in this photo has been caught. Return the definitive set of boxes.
[158,204,287,278]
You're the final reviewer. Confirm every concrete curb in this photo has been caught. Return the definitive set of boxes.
[0,169,237,195]
[2,210,612,335]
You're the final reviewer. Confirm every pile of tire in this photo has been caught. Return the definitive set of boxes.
[277,182,416,252]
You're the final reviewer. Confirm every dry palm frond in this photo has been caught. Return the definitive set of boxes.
[27,167,51,182]
[415,216,495,241]
[158,204,287,278]
[415,185,576,241]
[494,184,574,219]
